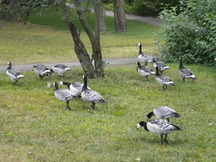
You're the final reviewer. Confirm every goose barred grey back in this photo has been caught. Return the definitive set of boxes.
[33,64,52,79]
[6,61,24,83]
[51,64,71,77]
[137,119,182,144]
[54,82,78,110]
[179,57,196,82]
[91,54,110,68]
[146,106,181,122]
[81,75,106,110]
[137,61,155,80]
[59,81,85,98]
[137,43,154,64]
[153,58,169,74]
[155,66,175,90]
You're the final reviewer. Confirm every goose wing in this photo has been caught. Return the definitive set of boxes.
[7,69,21,76]
[81,89,105,103]
[54,64,67,69]
[149,119,181,134]
[155,106,180,119]
[55,89,77,101]
[180,68,194,76]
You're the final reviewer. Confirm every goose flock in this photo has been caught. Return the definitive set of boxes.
[4,42,198,144]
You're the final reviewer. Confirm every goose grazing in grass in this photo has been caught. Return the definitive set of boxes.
[146,106,181,122]
[91,54,110,68]
[6,61,24,83]
[137,61,155,80]
[53,82,78,110]
[51,64,71,77]
[33,64,52,79]
[137,119,182,144]
[155,65,175,90]
[137,42,154,64]
[59,81,87,98]
[179,57,196,82]
[81,75,106,110]
[153,58,170,74]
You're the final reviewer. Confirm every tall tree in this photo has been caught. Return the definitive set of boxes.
[60,0,104,78]
[113,0,127,32]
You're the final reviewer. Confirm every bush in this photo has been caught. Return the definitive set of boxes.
[159,0,216,66]
[125,0,179,16]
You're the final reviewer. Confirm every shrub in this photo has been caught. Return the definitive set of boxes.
[159,0,216,66]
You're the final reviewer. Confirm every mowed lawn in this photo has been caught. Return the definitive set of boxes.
[0,9,216,161]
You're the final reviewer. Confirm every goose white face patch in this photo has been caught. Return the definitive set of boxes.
[137,123,141,129]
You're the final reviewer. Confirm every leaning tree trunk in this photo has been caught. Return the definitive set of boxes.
[76,0,104,77]
[113,0,127,32]
[60,0,95,78]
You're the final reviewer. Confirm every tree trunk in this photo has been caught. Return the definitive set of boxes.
[113,0,127,32]
[60,0,95,78]
[93,0,104,77]
[8,0,21,22]
[76,0,104,77]
[99,5,107,33]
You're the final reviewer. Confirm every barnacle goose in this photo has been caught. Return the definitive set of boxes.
[59,81,88,98]
[6,61,24,83]
[155,66,175,90]
[91,54,110,68]
[33,64,52,79]
[137,61,155,80]
[137,119,182,144]
[54,82,78,110]
[81,75,106,110]
[137,43,154,64]
[146,106,181,122]
[51,64,71,77]
[179,57,196,82]
[153,58,170,74]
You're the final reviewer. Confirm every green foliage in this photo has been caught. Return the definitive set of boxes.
[124,0,179,16]
[0,0,58,22]
[159,0,216,66]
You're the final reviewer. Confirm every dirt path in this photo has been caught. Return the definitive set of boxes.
[0,57,138,73]
[66,3,163,26]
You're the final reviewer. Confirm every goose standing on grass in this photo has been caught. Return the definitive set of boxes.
[54,82,78,110]
[137,119,182,144]
[137,61,155,80]
[59,81,89,98]
[6,61,24,83]
[33,64,52,79]
[153,58,170,74]
[137,43,154,64]
[51,64,71,77]
[146,106,181,122]
[91,54,110,69]
[155,65,175,90]
[81,75,106,110]
[179,57,196,82]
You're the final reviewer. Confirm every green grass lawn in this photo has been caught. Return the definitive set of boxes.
[0,64,216,161]
[0,9,161,65]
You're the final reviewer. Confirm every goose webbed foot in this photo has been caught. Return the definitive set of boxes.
[163,85,167,90]
[91,102,95,110]
[164,135,169,144]
[65,101,72,110]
